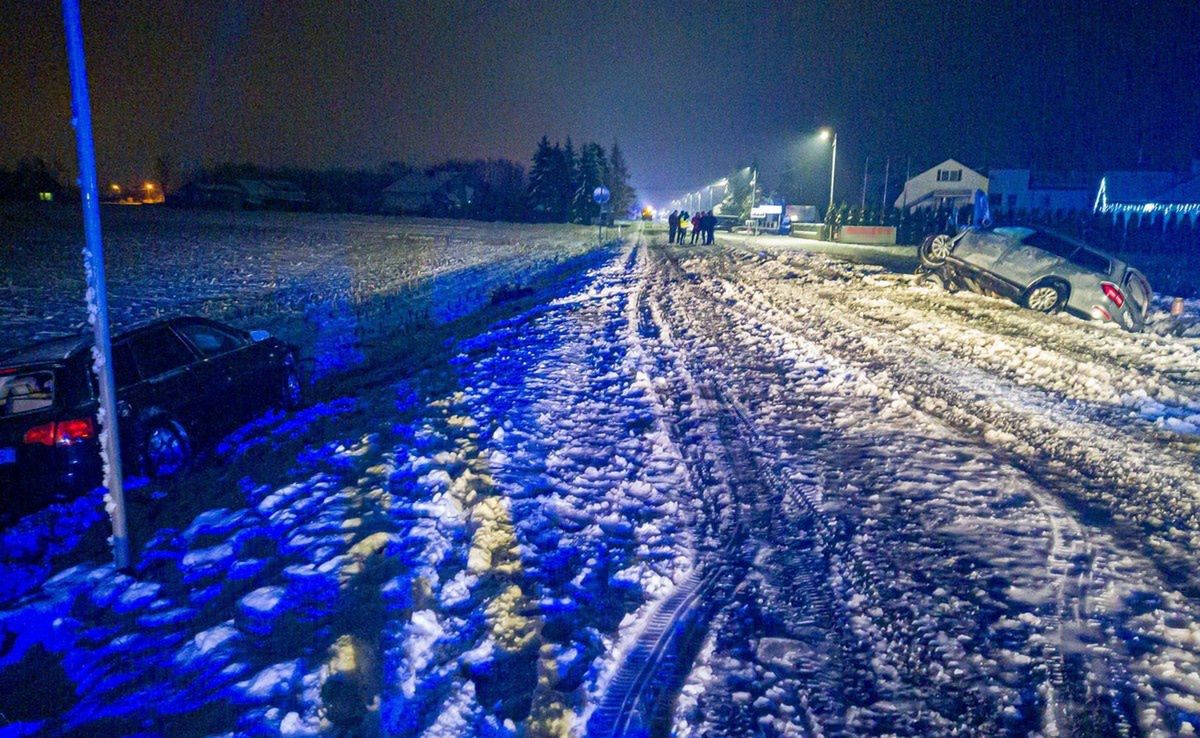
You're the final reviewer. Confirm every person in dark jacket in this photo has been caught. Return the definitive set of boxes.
[704,211,717,244]
[668,209,679,245]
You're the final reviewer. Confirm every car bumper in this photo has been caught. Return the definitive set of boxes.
[1,445,104,511]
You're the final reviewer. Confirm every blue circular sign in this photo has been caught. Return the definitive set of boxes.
[593,186,611,204]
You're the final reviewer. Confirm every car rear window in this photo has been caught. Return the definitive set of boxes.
[1069,249,1111,273]
[0,369,55,417]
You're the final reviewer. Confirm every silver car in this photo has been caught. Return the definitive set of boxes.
[918,226,1152,331]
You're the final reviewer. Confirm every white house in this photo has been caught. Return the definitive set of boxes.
[894,159,988,211]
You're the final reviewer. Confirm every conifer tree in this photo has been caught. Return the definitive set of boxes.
[605,140,636,218]
[526,136,558,221]
[572,142,609,224]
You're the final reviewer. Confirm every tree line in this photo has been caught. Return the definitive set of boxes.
[0,137,638,225]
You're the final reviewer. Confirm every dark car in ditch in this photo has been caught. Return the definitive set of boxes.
[0,316,301,510]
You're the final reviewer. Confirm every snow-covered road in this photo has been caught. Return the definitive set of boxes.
[639,238,1200,736]
[2,221,1200,737]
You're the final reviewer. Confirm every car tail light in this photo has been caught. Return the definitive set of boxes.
[1101,281,1125,308]
[55,418,95,445]
[22,418,95,447]
[23,422,56,446]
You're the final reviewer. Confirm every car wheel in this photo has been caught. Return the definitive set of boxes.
[280,354,303,410]
[1022,280,1068,314]
[919,234,953,268]
[142,419,191,478]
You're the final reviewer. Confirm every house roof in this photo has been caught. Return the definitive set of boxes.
[1027,170,1093,190]
[235,179,308,201]
[1152,174,1200,204]
[1098,171,1178,204]
[914,158,985,178]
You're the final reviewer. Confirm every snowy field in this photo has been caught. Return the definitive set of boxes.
[2,214,1200,736]
[0,205,606,377]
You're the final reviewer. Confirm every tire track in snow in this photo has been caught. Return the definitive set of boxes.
[589,236,741,737]
[651,245,1155,735]
[709,248,1200,595]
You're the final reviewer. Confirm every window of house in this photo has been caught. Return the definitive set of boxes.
[936,169,963,182]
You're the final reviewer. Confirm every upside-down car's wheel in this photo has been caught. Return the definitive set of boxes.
[919,234,954,268]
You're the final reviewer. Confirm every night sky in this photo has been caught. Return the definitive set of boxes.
[2,1,1198,208]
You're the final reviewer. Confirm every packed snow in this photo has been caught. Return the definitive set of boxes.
[1,212,1199,736]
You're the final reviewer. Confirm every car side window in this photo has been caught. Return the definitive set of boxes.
[175,322,246,359]
[112,342,140,388]
[1021,231,1077,260]
[128,329,196,379]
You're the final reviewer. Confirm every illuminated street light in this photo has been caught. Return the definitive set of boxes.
[820,128,838,213]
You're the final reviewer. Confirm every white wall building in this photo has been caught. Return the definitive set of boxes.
[894,159,988,211]
[986,169,1092,216]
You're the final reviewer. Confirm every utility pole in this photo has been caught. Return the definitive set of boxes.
[62,0,130,569]
[861,155,869,211]
[881,157,891,213]
[750,166,758,235]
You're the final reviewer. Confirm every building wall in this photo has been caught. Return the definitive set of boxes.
[988,169,1092,215]
[895,159,989,210]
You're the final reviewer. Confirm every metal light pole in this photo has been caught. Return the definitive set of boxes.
[861,154,869,211]
[63,0,130,569]
[750,166,758,235]
[821,129,838,213]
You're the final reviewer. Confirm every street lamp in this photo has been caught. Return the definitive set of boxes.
[750,166,758,234]
[820,127,837,213]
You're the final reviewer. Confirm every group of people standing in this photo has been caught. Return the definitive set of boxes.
[667,209,716,246]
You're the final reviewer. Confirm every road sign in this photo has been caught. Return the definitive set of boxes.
[593,186,611,204]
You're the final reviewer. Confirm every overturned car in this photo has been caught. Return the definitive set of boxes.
[917,226,1152,332]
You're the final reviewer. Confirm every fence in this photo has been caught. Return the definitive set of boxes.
[822,203,1200,296]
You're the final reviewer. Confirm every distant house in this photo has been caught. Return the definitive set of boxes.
[987,169,1093,217]
[166,179,310,211]
[1094,165,1200,225]
[235,179,310,210]
[167,182,244,209]
[894,159,989,211]
[380,172,474,215]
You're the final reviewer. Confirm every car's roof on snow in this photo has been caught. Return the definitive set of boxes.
[0,334,90,366]
[1,315,213,367]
